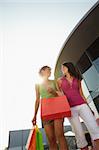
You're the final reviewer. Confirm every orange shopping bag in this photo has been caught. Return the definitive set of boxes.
[41,95,71,121]
[26,127,36,150]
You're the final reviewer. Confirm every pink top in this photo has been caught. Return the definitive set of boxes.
[61,77,86,107]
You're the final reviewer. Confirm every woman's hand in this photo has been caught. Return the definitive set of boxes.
[56,91,64,96]
[32,116,36,126]
[47,87,57,96]
[47,87,53,93]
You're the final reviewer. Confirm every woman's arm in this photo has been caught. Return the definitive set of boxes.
[78,80,95,115]
[32,84,40,125]
[47,79,63,96]
[78,80,87,103]
[56,78,64,96]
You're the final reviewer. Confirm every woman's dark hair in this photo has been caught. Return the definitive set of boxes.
[62,62,82,80]
[39,66,51,74]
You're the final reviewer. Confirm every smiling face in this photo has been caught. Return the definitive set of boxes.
[61,65,68,75]
[39,66,51,79]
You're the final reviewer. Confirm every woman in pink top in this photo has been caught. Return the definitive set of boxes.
[57,62,99,150]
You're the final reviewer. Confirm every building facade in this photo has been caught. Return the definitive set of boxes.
[54,1,99,118]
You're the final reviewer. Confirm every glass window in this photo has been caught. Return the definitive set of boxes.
[82,65,99,98]
[77,52,92,74]
[86,37,99,61]
[93,57,99,73]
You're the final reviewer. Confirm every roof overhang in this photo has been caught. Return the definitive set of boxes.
[54,1,99,79]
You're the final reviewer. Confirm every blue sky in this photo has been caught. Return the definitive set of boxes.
[0,0,98,149]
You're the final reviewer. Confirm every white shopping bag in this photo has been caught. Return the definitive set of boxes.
[25,128,34,150]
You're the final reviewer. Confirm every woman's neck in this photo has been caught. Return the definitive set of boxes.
[64,73,74,85]
[43,78,49,83]
[65,73,71,79]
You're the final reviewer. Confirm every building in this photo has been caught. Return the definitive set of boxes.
[54,1,99,118]
[7,125,77,150]
[7,123,93,150]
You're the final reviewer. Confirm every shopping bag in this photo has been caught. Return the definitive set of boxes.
[26,125,44,150]
[41,95,71,121]
[36,126,44,150]
[26,127,36,150]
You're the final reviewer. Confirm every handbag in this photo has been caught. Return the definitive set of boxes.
[41,95,71,121]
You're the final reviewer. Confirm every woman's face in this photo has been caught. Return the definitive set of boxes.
[61,65,68,75]
[40,68,51,78]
